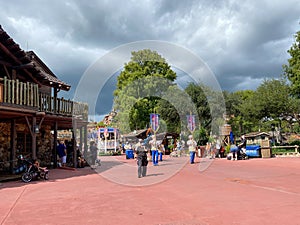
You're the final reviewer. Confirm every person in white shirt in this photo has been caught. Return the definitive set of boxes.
[187,135,197,164]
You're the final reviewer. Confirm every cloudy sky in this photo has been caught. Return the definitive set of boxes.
[1,0,300,117]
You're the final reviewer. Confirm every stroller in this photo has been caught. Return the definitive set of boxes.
[15,155,49,183]
[237,147,248,160]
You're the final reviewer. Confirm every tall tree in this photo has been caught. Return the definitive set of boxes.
[224,90,256,135]
[253,79,291,120]
[185,83,211,129]
[113,49,177,132]
[283,30,300,98]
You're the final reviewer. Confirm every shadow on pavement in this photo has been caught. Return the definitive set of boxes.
[145,173,164,177]
[0,159,125,189]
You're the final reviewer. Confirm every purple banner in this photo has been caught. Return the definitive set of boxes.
[150,113,160,132]
[187,114,196,132]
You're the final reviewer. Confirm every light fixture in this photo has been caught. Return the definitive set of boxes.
[33,125,39,133]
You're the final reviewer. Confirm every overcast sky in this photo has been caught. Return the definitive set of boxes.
[1,0,300,117]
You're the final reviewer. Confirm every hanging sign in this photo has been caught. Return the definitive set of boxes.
[187,114,196,132]
[150,113,160,132]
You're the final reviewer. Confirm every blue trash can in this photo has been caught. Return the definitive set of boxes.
[125,150,134,159]
[246,145,261,157]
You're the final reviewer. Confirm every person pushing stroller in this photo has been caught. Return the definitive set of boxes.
[237,135,248,160]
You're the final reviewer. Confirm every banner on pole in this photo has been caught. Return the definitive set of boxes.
[150,113,160,132]
[187,114,196,132]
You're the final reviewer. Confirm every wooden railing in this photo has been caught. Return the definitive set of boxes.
[39,93,88,119]
[1,76,88,120]
[1,76,39,107]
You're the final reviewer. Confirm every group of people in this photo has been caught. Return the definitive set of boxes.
[133,134,200,178]
[55,133,247,178]
[56,140,86,168]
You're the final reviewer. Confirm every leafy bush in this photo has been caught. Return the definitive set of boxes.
[225,145,231,154]
[289,140,300,146]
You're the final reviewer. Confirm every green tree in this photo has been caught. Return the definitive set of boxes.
[253,79,291,120]
[184,83,211,129]
[224,90,256,135]
[113,49,177,132]
[184,83,225,140]
[283,30,300,98]
[156,85,196,134]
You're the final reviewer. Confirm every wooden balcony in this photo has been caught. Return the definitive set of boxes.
[0,76,88,120]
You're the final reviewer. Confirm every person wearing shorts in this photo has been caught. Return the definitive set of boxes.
[57,140,67,167]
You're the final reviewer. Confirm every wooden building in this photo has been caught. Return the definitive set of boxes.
[244,132,271,158]
[0,25,88,172]
[244,132,270,146]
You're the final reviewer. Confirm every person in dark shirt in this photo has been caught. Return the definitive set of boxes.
[237,135,247,160]
[135,141,148,178]
[89,141,98,166]
[57,140,67,167]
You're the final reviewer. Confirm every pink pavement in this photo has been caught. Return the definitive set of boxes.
[1,156,300,225]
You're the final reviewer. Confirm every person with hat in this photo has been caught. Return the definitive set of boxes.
[135,139,148,178]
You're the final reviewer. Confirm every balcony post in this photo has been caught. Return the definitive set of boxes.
[32,116,37,159]
[54,87,58,114]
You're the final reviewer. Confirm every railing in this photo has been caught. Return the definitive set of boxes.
[39,93,88,119]
[271,145,299,153]
[1,76,88,120]
[1,76,39,107]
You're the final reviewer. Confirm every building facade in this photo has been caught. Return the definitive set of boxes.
[0,25,88,173]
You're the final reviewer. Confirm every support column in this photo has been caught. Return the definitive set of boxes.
[54,88,58,114]
[53,121,58,168]
[79,126,83,153]
[83,125,88,159]
[73,120,77,168]
[32,116,37,159]
[10,119,16,173]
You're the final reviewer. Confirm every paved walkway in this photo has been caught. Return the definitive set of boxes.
[1,156,300,225]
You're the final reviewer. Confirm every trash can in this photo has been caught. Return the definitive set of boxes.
[245,145,261,157]
[125,150,134,159]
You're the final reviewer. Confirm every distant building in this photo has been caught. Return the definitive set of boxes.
[244,132,271,145]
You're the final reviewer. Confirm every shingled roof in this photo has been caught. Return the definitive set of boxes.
[0,25,70,91]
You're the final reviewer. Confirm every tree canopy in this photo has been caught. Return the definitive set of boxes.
[283,30,300,98]
[112,49,177,132]
[109,33,300,142]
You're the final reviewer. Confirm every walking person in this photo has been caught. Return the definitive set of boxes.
[149,136,158,166]
[89,141,98,166]
[187,135,197,164]
[135,141,148,178]
[57,140,67,167]
[158,142,164,161]
[215,139,221,158]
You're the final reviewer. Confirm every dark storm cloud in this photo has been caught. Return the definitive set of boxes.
[0,0,300,117]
